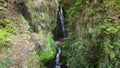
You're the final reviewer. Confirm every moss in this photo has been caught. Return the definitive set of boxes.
[28,52,46,68]
[1,0,58,67]
[0,18,16,43]
[36,32,56,63]
[114,0,120,9]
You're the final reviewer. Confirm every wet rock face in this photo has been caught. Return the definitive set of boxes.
[52,6,67,41]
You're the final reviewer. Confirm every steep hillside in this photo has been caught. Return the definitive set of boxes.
[62,0,120,68]
[1,0,120,68]
[0,0,58,68]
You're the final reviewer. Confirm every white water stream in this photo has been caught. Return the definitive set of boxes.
[54,6,67,68]
[55,46,61,68]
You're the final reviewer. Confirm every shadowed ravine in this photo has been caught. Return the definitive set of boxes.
[54,6,67,68]
[0,0,119,68]
[45,6,67,68]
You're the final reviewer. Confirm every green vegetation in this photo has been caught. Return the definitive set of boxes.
[62,0,120,68]
[28,0,57,64]
[0,19,15,40]
[1,0,57,67]
[0,57,12,68]
[0,0,120,68]
[36,33,56,62]
[0,1,15,67]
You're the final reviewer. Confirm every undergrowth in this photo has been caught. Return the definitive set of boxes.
[36,32,56,63]
[0,57,12,68]
[62,0,120,68]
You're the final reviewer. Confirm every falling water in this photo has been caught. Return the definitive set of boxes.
[55,46,61,68]
[54,6,67,68]
[59,6,67,40]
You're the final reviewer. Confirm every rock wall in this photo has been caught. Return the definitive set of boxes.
[0,0,58,68]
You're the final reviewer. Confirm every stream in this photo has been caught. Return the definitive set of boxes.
[55,46,61,68]
[45,5,67,68]
[54,6,67,68]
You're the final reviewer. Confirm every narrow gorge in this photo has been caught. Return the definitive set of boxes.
[0,0,120,68]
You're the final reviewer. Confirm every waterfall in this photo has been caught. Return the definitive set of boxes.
[59,6,67,40]
[54,6,66,68]
[55,46,61,68]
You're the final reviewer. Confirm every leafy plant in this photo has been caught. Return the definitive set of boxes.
[62,0,120,68]
[36,32,56,62]
[65,40,88,68]
[0,29,9,43]
[114,0,120,9]
[0,18,15,43]
[0,57,12,68]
